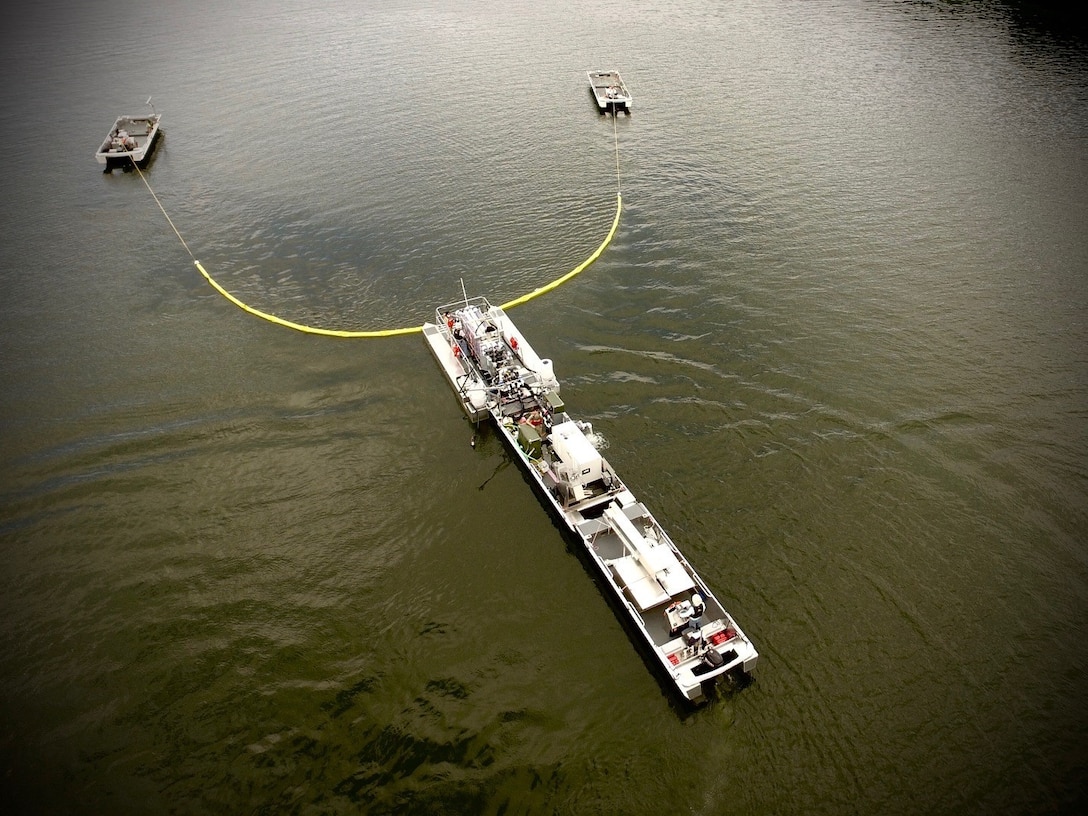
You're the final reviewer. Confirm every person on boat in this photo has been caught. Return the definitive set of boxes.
[691,593,705,619]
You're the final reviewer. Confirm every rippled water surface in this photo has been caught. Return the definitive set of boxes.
[2,1,1087,813]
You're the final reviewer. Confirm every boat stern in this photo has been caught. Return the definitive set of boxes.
[587,70,632,112]
[95,113,162,167]
[667,628,759,703]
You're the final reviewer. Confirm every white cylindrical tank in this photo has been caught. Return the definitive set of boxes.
[537,358,556,389]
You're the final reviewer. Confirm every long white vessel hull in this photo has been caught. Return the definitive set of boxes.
[423,297,756,703]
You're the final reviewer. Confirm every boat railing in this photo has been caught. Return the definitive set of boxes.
[434,296,493,329]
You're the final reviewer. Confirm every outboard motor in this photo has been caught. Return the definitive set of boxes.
[701,647,725,670]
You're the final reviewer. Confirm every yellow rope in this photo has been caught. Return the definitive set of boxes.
[499,193,621,311]
[136,115,622,337]
[192,260,422,337]
[135,164,196,258]
[501,110,622,310]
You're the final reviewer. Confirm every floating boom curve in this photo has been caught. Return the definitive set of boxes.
[192,193,622,338]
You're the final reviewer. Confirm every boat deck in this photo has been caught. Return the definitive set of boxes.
[96,114,161,167]
[588,70,632,111]
[588,71,624,88]
[577,507,729,643]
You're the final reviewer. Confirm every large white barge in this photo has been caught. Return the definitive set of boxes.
[423,296,757,703]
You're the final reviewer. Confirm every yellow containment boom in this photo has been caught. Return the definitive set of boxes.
[137,106,623,338]
[189,192,621,338]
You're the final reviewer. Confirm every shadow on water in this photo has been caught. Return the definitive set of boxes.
[997,0,1088,41]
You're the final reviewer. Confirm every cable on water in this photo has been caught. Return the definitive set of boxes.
[135,111,622,338]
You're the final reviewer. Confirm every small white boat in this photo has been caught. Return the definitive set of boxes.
[95,112,161,168]
[423,296,757,703]
[588,70,632,112]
